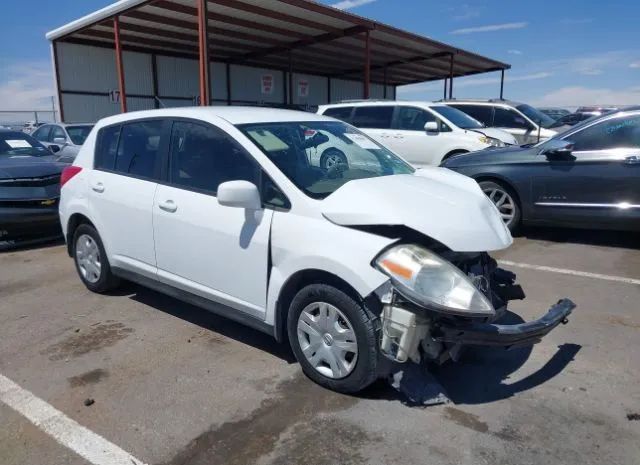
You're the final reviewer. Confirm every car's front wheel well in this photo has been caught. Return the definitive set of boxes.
[66,213,95,256]
[442,149,469,162]
[274,269,364,343]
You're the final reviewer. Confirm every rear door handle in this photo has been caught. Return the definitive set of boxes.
[158,200,177,213]
[91,182,104,193]
[624,155,640,164]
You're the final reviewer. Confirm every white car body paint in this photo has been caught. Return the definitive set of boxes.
[60,107,512,337]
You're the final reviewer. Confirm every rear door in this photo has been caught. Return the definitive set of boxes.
[88,119,168,278]
[152,119,274,317]
[351,105,396,150]
[531,113,640,227]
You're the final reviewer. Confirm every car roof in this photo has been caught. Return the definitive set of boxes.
[95,106,334,127]
[318,100,445,109]
[439,99,523,107]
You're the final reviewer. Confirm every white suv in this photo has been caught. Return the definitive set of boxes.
[59,107,573,393]
[317,101,517,167]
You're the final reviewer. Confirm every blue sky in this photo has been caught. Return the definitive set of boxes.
[1,0,639,111]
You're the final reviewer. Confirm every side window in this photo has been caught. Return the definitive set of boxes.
[95,125,121,171]
[169,121,259,194]
[323,107,353,123]
[396,106,435,131]
[51,126,67,142]
[115,120,164,180]
[32,126,52,142]
[352,106,394,129]
[568,115,640,152]
[451,105,493,126]
[494,108,532,129]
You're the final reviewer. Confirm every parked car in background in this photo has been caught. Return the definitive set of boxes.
[0,130,65,244]
[442,107,640,232]
[577,106,619,115]
[21,121,44,134]
[32,123,94,164]
[549,112,598,128]
[442,99,562,144]
[59,107,573,394]
[538,107,571,121]
[317,101,517,167]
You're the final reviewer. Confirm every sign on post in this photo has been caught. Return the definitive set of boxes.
[109,90,121,104]
[261,74,274,95]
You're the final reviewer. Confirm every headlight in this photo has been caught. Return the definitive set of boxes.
[375,244,495,317]
[478,135,506,147]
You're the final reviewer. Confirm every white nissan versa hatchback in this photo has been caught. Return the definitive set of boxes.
[59,107,574,393]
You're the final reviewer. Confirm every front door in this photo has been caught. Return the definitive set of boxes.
[493,107,538,144]
[530,113,640,227]
[153,120,273,317]
[88,120,168,277]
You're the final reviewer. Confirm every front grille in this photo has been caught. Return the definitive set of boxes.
[0,174,61,187]
[0,198,59,208]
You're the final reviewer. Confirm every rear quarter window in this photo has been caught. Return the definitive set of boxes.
[95,125,121,171]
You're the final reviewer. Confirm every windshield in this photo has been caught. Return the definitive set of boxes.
[238,121,414,199]
[0,132,49,157]
[516,104,556,129]
[431,105,484,129]
[66,125,93,145]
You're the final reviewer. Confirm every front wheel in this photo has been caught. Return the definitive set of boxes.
[479,180,521,232]
[287,284,378,393]
[320,149,348,171]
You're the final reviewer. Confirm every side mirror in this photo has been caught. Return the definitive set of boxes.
[425,121,439,133]
[53,137,67,145]
[217,181,262,210]
[541,139,574,159]
[49,144,61,154]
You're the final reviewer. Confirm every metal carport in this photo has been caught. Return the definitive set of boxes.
[46,0,510,122]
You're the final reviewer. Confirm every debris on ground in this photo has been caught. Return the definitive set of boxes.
[627,413,640,421]
[388,362,450,406]
[84,398,95,407]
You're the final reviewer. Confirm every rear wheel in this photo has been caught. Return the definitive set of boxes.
[479,180,521,232]
[73,224,120,293]
[287,284,378,393]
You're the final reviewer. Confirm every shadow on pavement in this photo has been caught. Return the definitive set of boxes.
[0,236,65,253]
[120,282,297,364]
[520,226,639,250]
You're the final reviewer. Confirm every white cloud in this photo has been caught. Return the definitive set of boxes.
[533,86,640,107]
[398,72,551,95]
[630,62,640,69]
[0,61,54,112]
[450,22,527,35]
[330,0,376,10]
[508,49,523,55]
[535,51,639,77]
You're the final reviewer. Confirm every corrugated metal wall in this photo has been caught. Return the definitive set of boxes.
[56,43,397,122]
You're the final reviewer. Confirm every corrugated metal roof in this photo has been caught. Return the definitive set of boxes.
[46,0,510,86]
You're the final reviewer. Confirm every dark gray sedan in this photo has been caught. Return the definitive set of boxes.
[442,108,640,232]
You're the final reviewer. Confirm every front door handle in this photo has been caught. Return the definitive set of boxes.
[158,200,178,213]
[91,182,105,193]
[624,155,640,165]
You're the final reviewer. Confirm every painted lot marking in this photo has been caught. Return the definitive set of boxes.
[0,374,147,465]
[499,260,640,286]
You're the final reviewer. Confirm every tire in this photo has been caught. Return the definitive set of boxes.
[287,284,378,393]
[320,149,348,171]
[72,224,120,293]
[479,180,521,233]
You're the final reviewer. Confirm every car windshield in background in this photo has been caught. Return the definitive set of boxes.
[0,132,49,157]
[431,105,484,129]
[239,121,414,199]
[516,104,556,129]
[67,125,94,145]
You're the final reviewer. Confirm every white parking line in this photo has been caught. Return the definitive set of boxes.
[0,374,147,465]
[499,260,640,286]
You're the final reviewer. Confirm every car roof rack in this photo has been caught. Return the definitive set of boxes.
[337,99,395,104]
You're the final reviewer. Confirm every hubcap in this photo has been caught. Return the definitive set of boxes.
[297,302,358,379]
[324,153,344,170]
[75,234,101,284]
[483,186,516,227]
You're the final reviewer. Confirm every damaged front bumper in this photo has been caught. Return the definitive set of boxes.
[433,298,575,349]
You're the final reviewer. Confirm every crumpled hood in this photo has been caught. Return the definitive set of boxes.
[0,155,64,180]
[322,168,513,252]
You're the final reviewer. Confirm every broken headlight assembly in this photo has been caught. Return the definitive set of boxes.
[374,244,495,318]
